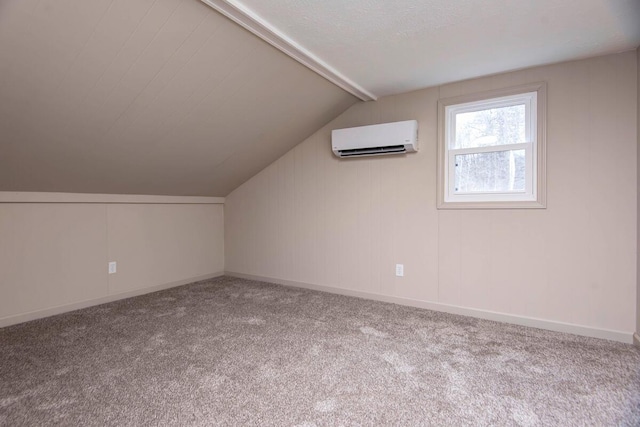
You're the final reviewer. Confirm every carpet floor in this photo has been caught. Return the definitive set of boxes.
[1,276,639,426]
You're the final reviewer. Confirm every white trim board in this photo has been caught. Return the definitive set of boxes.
[0,272,224,329]
[0,192,224,204]
[199,0,376,101]
[226,271,634,344]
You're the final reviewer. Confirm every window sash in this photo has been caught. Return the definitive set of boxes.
[447,144,533,198]
[443,92,537,203]
[447,93,535,151]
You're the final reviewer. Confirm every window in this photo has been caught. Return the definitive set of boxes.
[437,83,546,209]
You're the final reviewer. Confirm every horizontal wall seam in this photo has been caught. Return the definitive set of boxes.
[0,192,224,204]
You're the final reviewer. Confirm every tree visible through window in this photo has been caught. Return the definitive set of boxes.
[454,104,525,193]
[437,83,546,208]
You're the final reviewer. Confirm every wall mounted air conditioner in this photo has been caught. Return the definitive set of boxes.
[331,120,418,158]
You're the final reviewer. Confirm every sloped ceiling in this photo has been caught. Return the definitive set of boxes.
[3,1,639,198]
[0,0,357,196]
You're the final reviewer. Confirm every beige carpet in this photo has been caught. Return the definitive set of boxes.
[1,276,639,426]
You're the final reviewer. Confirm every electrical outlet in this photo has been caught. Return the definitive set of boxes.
[395,264,404,277]
[108,261,117,274]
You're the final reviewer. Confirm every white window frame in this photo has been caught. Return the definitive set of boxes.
[437,82,547,209]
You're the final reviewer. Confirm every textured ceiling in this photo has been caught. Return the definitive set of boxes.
[231,0,640,97]
[0,0,357,196]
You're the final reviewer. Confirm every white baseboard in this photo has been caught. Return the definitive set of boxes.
[0,272,225,329]
[634,333,640,348]
[226,271,634,344]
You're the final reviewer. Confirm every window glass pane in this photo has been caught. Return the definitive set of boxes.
[454,149,525,193]
[454,104,525,149]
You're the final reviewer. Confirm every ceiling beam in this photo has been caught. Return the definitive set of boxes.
[200,0,377,101]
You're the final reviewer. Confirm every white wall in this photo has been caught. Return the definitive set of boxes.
[0,194,225,326]
[225,51,638,342]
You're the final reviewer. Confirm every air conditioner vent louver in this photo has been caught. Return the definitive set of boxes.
[338,145,406,157]
[331,120,418,158]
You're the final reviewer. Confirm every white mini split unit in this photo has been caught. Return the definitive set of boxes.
[331,120,418,158]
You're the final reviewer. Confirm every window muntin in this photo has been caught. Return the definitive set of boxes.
[438,84,545,208]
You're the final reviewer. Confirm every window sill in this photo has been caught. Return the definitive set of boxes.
[437,199,546,210]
